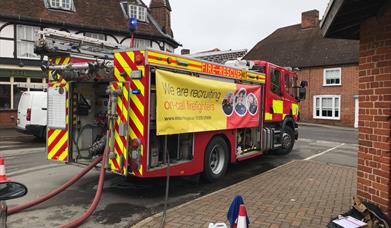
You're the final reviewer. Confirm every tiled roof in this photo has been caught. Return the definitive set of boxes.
[244,24,359,68]
[0,0,179,47]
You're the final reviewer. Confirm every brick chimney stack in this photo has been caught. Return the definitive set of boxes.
[301,10,320,29]
[149,0,173,37]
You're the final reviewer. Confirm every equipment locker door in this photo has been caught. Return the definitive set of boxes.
[107,82,131,175]
[47,83,70,162]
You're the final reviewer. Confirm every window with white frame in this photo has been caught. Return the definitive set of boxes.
[313,95,341,120]
[49,0,73,11]
[129,5,147,22]
[324,68,341,86]
[16,25,40,59]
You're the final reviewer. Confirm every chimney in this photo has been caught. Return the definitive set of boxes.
[301,10,319,29]
[149,0,173,37]
[181,49,190,55]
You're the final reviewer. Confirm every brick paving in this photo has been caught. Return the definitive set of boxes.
[133,160,356,228]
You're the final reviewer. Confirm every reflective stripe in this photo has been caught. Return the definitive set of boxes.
[265,112,273,120]
[292,103,299,116]
[273,100,284,114]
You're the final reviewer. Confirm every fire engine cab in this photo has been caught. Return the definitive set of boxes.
[37,29,306,182]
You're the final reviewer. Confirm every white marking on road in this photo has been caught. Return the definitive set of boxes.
[304,143,345,160]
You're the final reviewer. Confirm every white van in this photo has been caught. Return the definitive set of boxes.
[17,91,47,139]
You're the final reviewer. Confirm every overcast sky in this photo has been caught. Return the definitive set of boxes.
[144,0,329,54]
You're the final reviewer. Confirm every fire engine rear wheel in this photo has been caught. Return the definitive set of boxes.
[275,127,295,155]
[203,137,229,182]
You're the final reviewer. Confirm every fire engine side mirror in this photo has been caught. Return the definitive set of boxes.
[300,81,308,87]
[0,182,28,201]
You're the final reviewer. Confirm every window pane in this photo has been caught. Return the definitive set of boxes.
[0,77,10,82]
[14,77,26,82]
[326,69,340,79]
[13,86,27,109]
[284,75,289,93]
[335,98,340,110]
[271,69,281,95]
[17,25,40,59]
[322,98,333,108]
[0,85,11,110]
[31,78,43,83]
[290,77,297,97]
[315,98,320,108]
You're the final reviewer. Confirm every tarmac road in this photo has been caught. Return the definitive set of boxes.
[1,125,358,227]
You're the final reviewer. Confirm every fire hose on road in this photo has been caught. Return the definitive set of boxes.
[8,147,108,227]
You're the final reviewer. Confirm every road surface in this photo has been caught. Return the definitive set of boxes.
[1,125,357,227]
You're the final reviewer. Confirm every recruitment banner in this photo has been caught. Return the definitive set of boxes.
[156,70,261,135]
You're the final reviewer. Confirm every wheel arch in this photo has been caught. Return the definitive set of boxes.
[209,133,232,163]
[282,116,295,131]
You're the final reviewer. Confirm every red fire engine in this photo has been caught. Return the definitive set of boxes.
[37,29,306,182]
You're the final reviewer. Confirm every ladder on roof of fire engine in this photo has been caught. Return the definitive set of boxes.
[35,28,128,59]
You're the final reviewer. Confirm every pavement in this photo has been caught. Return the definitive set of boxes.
[134,160,356,228]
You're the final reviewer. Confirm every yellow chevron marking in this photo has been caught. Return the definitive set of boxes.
[55,58,61,64]
[48,132,68,159]
[48,130,61,144]
[139,164,143,175]
[130,109,144,136]
[130,94,144,116]
[117,95,128,120]
[122,85,129,104]
[114,129,125,150]
[114,67,122,81]
[140,144,143,157]
[58,150,68,161]
[115,54,130,82]
[133,80,145,96]
[129,127,137,140]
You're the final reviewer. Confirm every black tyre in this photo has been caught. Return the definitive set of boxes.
[202,137,229,182]
[275,127,295,155]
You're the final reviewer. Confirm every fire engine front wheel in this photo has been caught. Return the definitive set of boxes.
[203,137,229,182]
[275,127,295,155]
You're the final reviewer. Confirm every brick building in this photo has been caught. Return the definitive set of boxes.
[322,0,391,216]
[244,10,360,127]
[0,0,179,128]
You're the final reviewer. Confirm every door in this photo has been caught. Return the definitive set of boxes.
[47,83,70,162]
[17,92,31,129]
[266,67,284,121]
[354,96,359,128]
[107,82,131,175]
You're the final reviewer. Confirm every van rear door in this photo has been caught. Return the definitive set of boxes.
[30,92,47,127]
[17,92,31,129]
